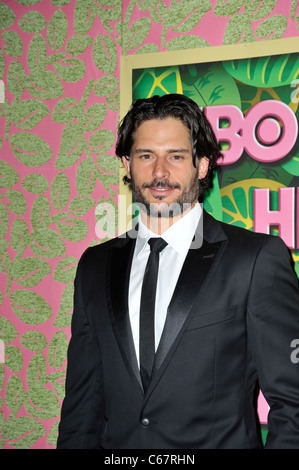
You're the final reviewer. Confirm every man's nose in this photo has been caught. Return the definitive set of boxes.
[152,158,170,179]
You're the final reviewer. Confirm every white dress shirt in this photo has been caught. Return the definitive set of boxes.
[128,202,202,366]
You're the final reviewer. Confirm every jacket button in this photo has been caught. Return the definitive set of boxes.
[141,418,150,427]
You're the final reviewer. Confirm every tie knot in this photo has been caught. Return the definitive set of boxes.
[148,237,168,254]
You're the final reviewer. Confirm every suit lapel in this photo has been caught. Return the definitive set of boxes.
[106,235,143,391]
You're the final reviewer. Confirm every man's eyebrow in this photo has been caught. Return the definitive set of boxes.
[133,148,190,154]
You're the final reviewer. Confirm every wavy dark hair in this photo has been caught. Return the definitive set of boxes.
[115,93,222,199]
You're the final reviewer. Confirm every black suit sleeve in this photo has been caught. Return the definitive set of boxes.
[247,236,299,448]
[57,250,105,449]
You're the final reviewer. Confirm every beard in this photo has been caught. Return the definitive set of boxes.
[130,171,200,219]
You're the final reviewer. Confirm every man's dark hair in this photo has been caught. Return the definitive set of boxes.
[115,93,222,196]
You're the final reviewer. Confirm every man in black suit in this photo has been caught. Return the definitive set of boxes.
[57,94,299,449]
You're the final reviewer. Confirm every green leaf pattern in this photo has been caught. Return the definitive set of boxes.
[0,0,296,449]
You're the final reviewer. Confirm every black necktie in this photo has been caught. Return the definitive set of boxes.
[139,237,168,392]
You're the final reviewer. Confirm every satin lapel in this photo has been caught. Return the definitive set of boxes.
[106,236,143,391]
[148,212,228,394]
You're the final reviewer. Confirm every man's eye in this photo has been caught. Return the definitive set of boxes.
[141,154,151,160]
[171,155,183,160]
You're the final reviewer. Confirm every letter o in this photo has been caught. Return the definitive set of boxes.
[243,100,298,163]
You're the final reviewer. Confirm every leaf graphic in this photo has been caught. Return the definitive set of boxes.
[2,31,23,58]
[180,62,241,108]
[0,201,8,237]
[30,227,65,258]
[255,15,287,40]
[5,345,23,372]
[48,331,68,369]
[5,375,25,411]
[6,189,26,215]
[0,316,18,343]
[27,68,64,99]
[223,13,255,45]
[51,172,70,211]
[245,0,277,20]
[7,60,27,96]
[74,0,95,35]
[55,123,84,169]
[54,57,85,83]
[27,34,47,70]
[93,75,119,97]
[57,215,88,242]
[4,415,45,449]
[10,290,52,325]
[18,11,46,33]
[47,9,68,51]
[66,34,93,56]
[22,173,49,194]
[30,194,50,229]
[169,0,212,33]
[82,103,107,132]
[52,97,79,124]
[11,256,51,287]
[0,3,16,30]
[10,218,29,251]
[124,17,151,51]
[53,283,73,328]
[222,53,299,87]
[88,129,115,155]
[0,160,19,188]
[53,256,78,283]
[93,34,117,74]
[10,99,49,130]
[214,0,244,16]
[69,196,95,216]
[26,352,46,387]
[26,385,60,419]
[9,132,52,167]
[20,330,47,352]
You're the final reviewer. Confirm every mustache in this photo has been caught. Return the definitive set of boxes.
[142,179,181,190]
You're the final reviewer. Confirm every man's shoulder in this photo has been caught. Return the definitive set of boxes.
[79,231,135,262]
[205,211,286,249]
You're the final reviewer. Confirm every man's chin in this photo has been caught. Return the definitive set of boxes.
[139,201,192,219]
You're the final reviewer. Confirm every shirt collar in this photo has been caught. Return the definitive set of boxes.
[136,203,202,258]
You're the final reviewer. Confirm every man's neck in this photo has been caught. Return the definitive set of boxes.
[139,203,196,235]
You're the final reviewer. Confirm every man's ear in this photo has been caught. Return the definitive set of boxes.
[198,157,209,179]
[121,156,131,179]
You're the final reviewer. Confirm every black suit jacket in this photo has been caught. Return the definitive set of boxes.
[57,211,299,449]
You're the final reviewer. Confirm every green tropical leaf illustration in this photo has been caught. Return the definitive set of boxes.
[222,53,299,88]
[180,62,241,108]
